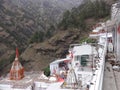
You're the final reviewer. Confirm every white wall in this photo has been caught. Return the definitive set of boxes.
[0,84,12,90]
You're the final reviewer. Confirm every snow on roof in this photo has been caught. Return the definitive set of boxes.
[73,44,97,56]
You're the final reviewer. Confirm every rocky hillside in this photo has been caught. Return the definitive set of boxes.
[0,0,116,74]
[11,0,83,26]
[0,0,83,74]
[21,29,87,71]
[21,0,113,71]
[0,0,36,59]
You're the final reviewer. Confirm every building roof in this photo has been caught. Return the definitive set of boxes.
[100,33,112,38]
[93,27,103,32]
[0,71,48,89]
[46,82,63,90]
[50,58,71,65]
[73,44,97,56]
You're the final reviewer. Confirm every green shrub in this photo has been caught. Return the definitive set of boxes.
[80,37,97,44]
[43,66,50,77]
[29,31,45,43]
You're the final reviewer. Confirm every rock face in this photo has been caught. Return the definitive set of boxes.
[21,0,116,71]
[21,29,89,71]
[0,0,38,74]
[0,0,83,74]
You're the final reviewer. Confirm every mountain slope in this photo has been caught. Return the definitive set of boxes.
[0,0,83,74]
[21,29,88,71]
[21,0,112,71]
[0,0,116,74]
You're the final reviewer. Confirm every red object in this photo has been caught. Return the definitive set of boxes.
[16,48,19,57]
[9,48,24,80]
[58,77,64,82]
[118,25,120,34]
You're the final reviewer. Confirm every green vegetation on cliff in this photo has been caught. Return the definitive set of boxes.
[58,0,110,30]
[0,0,113,74]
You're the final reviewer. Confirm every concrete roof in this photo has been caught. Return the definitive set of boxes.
[100,33,112,38]
[73,44,97,56]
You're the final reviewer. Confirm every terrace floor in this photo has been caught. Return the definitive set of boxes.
[103,52,120,90]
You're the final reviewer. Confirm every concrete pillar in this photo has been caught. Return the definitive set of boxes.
[117,24,120,61]
[112,25,117,55]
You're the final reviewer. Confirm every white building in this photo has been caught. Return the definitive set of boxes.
[111,2,120,61]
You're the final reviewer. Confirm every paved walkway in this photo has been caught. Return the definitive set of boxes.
[103,62,117,90]
[114,71,120,90]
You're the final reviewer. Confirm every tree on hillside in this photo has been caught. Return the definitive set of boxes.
[58,0,110,30]
[29,31,45,43]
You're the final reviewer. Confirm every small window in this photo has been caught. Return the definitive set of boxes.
[81,55,89,66]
